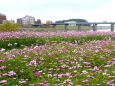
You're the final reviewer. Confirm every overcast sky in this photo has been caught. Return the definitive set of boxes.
[0,0,115,23]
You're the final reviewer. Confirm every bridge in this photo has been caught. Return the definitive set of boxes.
[32,22,115,32]
[75,22,115,32]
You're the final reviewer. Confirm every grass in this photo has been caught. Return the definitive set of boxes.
[21,25,91,32]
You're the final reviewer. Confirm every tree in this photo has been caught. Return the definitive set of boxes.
[46,20,53,24]
[0,22,21,32]
[45,20,53,28]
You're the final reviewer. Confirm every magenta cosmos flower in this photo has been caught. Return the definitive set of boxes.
[34,72,41,77]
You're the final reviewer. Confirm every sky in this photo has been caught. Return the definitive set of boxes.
[0,0,115,23]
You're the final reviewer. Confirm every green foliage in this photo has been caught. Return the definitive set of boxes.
[0,22,21,32]
[45,24,51,28]
[0,31,114,85]
[0,35,113,50]
[0,40,114,85]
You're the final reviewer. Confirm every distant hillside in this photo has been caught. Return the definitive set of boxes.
[55,19,88,23]
[55,19,90,26]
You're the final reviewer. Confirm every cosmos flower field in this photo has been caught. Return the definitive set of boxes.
[0,31,115,86]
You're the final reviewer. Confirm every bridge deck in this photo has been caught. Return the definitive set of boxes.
[32,22,115,32]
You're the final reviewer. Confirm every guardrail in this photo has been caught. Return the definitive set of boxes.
[32,22,115,32]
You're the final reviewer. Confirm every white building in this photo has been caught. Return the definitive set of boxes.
[22,15,35,26]
[17,15,35,27]
[64,21,76,26]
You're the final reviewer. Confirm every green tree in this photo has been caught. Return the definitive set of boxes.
[0,22,21,32]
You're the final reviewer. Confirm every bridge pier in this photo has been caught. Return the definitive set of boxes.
[52,24,56,28]
[92,24,97,31]
[110,24,114,32]
[64,24,68,32]
[78,24,81,31]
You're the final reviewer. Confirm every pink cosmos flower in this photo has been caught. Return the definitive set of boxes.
[94,66,99,70]
[44,83,50,86]
[0,66,6,70]
[104,65,112,67]
[50,56,55,58]
[57,59,63,63]
[0,60,4,63]
[0,80,7,83]
[2,73,8,76]
[112,61,115,64]
[88,66,99,71]
[60,85,64,86]
[80,71,88,75]
[40,80,45,83]
[39,83,44,85]
[82,79,89,82]
[112,71,115,73]
[83,62,90,65]
[8,71,16,76]
[65,73,71,77]
[58,74,64,78]
[29,60,37,66]
[106,80,114,85]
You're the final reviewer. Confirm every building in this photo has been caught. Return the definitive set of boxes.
[55,19,90,26]
[17,15,35,27]
[0,13,6,24]
[22,15,35,26]
[46,20,53,24]
[34,19,41,24]
[17,18,22,25]
[64,21,76,26]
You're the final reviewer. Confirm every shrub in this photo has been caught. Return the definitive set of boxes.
[0,22,21,32]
